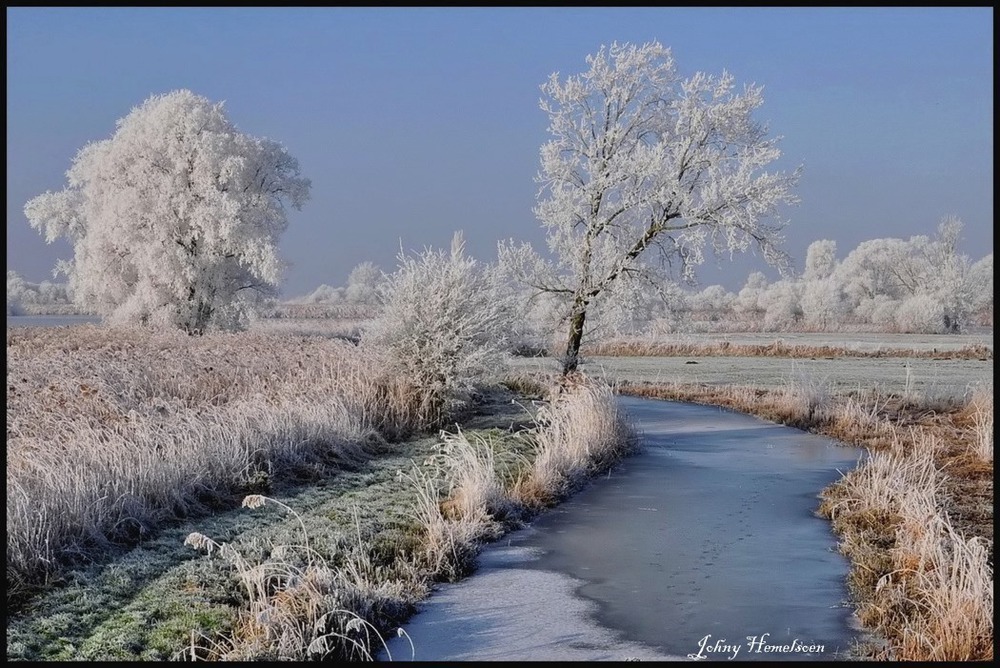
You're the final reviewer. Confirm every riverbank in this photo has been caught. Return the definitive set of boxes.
[619,380,993,661]
[383,396,864,661]
[7,324,992,661]
[8,323,640,660]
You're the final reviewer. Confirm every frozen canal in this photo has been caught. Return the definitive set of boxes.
[383,396,864,661]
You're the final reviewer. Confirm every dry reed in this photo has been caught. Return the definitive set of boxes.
[7,325,426,607]
[617,376,993,661]
[580,338,992,361]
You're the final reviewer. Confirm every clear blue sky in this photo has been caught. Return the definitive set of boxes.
[6,7,994,298]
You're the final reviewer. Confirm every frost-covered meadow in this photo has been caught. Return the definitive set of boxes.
[7,36,992,663]
[513,347,992,398]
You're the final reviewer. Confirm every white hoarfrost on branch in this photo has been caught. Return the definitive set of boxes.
[499,41,801,373]
[363,232,522,425]
[24,89,311,333]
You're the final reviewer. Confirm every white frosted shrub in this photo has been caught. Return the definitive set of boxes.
[966,253,993,327]
[895,294,947,334]
[760,280,802,330]
[733,271,770,318]
[853,294,899,329]
[8,270,35,304]
[344,261,383,305]
[363,232,522,425]
[7,270,74,312]
[300,284,344,304]
[800,279,848,330]
[803,239,839,281]
[689,284,736,314]
[38,280,71,304]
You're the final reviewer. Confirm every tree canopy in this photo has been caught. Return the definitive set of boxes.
[500,41,800,373]
[24,89,311,333]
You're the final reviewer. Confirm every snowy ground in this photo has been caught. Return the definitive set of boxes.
[511,354,992,399]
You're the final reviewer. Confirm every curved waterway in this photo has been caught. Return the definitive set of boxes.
[382,396,864,662]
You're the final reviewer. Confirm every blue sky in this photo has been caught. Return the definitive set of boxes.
[6,7,993,297]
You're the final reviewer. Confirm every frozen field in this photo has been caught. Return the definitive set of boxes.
[593,330,993,354]
[511,354,992,398]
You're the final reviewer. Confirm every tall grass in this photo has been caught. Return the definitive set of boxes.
[183,498,418,661]
[182,376,637,660]
[404,376,637,577]
[967,382,993,463]
[7,325,426,607]
[514,376,639,507]
[618,377,992,661]
[781,366,832,422]
[820,430,993,660]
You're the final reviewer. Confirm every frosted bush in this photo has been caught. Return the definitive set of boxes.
[344,261,383,305]
[363,232,522,424]
[895,294,947,334]
[760,280,802,330]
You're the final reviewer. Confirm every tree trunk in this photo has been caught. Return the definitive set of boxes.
[184,286,212,335]
[562,306,588,375]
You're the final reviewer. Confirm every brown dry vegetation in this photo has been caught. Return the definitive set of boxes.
[582,338,994,361]
[6,324,425,609]
[7,321,992,661]
[619,379,993,661]
[7,323,635,661]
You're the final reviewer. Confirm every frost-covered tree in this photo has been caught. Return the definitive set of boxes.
[855,294,900,330]
[24,89,311,334]
[894,294,947,334]
[7,271,28,315]
[7,271,33,305]
[835,237,918,307]
[6,270,73,309]
[831,217,983,333]
[732,271,770,320]
[363,232,522,425]
[299,284,344,304]
[922,216,974,332]
[799,239,847,329]
[691,284,735,312]
[802,239,838,282]
[345,261,383,304]
[759,279,802,330]
[967,253,993,326]
[500,41,799,373]
[687,284,736,323]
[800,279,848,330]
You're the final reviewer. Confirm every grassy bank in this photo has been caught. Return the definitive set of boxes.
[7,324,636,660]
[618,378,993,661]
[7,324,992,660]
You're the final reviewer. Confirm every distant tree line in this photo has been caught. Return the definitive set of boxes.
[6,270,75,315]
[19,47,992,353]
[296,216,991,341]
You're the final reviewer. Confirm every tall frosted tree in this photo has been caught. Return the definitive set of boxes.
[24,89,311,333]
[500,41,800,374]
[800,239,847,329]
